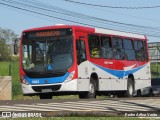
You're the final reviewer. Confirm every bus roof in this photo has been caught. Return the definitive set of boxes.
[23,25,146,39]
[95,28,145,39]
[22,25,94,33]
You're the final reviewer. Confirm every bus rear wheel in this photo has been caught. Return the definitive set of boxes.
[39,93,53,99]
[79,80,96,99]
[148,88,153,97]
[125,78,134,97]
[137,89,141,97]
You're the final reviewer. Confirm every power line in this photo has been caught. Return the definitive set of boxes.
[0,2,85,25]
[0,2,55,23]
[75,2,160,23]
[15,0,160,34]
[13,0,160,31]
[0,0,160,37]
[64,0,160,9]
[1,0,160,36]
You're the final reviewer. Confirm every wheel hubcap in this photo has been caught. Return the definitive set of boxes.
[89,83,95,96]
[128,84,133,95]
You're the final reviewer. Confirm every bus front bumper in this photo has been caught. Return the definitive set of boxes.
[21,79,78,95]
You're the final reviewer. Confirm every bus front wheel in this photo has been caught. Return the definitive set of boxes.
[79,80,96,99]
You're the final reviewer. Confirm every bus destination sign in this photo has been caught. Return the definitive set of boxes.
[23,28,72,39]
[36,31,61,37]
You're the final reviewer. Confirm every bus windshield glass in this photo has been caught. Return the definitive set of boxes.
[22,29,73,73]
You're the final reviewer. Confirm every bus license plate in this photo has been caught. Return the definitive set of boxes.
[41,89,52,93]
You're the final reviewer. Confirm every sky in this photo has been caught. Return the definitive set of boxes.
[0,0,160,42]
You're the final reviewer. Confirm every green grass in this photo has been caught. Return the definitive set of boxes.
[0,61,11,76]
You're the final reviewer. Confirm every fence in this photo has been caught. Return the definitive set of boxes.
[0,76,12,100]
[148,42,160,79]
[149,53,160,79]
[151,62,160,79]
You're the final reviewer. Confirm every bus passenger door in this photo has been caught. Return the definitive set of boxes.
[76,40,87,65]
[76,40,90,91]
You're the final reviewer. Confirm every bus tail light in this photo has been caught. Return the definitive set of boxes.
[64,71,75,83]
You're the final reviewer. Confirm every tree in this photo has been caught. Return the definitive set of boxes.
[0,28,18,61]
[0,28,18,44]
[0,40,11,61]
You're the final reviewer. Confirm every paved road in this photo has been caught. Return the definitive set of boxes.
[0,97,160,117]
[0,98,159,113]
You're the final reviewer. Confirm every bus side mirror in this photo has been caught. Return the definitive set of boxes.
[14,39,19,55]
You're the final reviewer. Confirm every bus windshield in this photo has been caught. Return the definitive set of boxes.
[22,35,73,73]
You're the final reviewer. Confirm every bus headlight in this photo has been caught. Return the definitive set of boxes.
[64,71,75,83]
[21,76,29,85]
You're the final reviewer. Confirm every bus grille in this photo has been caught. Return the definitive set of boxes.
[32,85,61,92]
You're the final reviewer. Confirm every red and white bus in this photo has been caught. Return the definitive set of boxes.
[20,25,151,99]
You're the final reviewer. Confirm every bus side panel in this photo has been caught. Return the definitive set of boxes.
[99,79,127,91]
[77,61,90,91]
[111,79,127,91]
[78,60,127,91]
[134,62,151,90]
[77,79,90,91]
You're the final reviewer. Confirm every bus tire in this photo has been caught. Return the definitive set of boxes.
[39,93,52,99]
[79,79,96,99]
[125,78,134,97]
[137,89,141,97]
[148,88,153,97]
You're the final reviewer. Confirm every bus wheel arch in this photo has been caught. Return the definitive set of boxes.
[88,72,99,98]
[90,73,99,91]
[79,72,98,99]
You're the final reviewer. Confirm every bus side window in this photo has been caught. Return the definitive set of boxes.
[134,40,145,61]
[112,37,125,60]
[143,41,148,61]
[76,40,86,65]
[101,36,112,59]
[88,34,101,58]
[123,39,135,60]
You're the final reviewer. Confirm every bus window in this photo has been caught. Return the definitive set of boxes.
[35,42,46,63]
[134,40,145,61]
[88,34,101,58]
[101,36,112,59]
[112,37,124,60]
[143,41,148,61]
[22,42,33,69]
[123,39,136,60]
[76,40,86,64]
